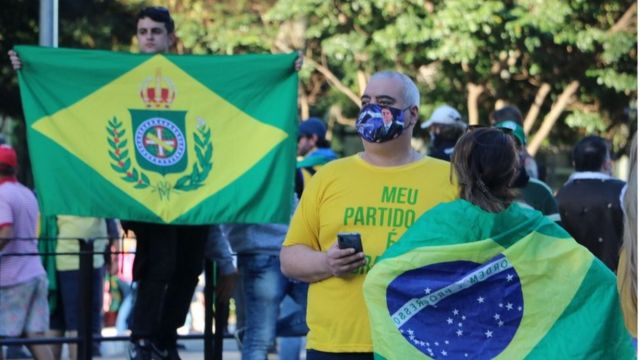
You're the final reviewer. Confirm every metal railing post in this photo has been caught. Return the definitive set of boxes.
[78,238,94,360]
[204,258,214,360]
[213,261,224,360]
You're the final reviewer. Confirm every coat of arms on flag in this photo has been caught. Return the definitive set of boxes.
[107,68,213,199]
[17,46,298,224]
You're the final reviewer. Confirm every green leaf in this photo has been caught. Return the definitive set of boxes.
[110,164,124,173]
[141,172,150,185]
[194,133,205,148]
[108,151,119,162]
[196,145,205,164]
[122,158,131,171]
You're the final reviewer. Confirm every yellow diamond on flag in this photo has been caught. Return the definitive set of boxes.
[31,54,288,223]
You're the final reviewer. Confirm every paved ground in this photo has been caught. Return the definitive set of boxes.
[4,337,283,359]
[97,338,246,359]
[3,327,299,359]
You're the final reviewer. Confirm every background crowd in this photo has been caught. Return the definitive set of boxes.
[0,1,637,360]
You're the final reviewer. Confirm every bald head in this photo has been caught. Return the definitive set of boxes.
[368,71,420,108]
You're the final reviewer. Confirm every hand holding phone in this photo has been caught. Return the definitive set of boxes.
[337,232,363,254]
[327,233,365,277]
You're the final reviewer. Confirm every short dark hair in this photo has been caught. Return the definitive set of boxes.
[452,128,519,212]
[137,6,175,34]
[490,106,523,125]
[573,135,609,172]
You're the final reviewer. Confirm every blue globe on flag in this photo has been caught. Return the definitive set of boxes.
[386,255,524,359]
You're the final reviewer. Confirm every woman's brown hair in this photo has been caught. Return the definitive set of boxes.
[451,128,519,212]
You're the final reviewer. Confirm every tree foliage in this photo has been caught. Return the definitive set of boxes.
[0,0,636,182]
[264,0,636,156]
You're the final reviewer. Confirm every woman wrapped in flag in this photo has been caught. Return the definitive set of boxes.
[364,127,635,359]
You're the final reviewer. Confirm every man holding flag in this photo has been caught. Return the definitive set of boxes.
[363,127,634,359]
[10,5,302,360]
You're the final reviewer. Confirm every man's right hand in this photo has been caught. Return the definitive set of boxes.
[8,50,22,70]
[325,241,366,277]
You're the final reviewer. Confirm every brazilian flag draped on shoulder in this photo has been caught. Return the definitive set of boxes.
[363,200,635,359]
[16,46,298,224]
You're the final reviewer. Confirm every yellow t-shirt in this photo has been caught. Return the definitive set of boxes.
[56,215,108,271]
[283,154,458,352]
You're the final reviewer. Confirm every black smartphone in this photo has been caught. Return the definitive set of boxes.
[337,232,363,253]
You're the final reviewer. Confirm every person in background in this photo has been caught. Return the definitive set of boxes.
[48,216,110,359]
[420,104,466,161]
[556,135,626,271]
[0,135,32,360]
[617,133,637,337]
[209,194,307,360]
[490,106,538,179]
[296,118,338,195]
[0,145,53,360]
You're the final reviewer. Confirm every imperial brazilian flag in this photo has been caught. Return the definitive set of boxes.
[363,200,635,359]
[16,46,298,224]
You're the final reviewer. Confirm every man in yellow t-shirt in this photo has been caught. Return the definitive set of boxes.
[281,71,458,359]
[50,215,110,359]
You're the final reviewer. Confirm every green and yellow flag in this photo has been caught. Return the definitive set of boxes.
[17,46,298,224]
[363,200,635,359]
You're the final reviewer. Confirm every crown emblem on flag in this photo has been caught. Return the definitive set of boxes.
[106,65,214,201]
[139,68,176,108]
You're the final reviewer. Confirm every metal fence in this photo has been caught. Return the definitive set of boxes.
[0,236,226,360]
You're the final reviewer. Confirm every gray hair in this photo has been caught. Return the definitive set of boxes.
[370,71,420,108]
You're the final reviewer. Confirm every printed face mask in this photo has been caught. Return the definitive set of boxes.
[356,104,408,143]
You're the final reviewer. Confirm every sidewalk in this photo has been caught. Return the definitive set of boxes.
[98,338,247,360]
[97,330,297,359]
[3,332,293,359]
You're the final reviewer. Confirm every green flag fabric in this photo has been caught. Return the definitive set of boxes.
[363,199,635,359]
[37,215,59,313]
[16,46,298,224]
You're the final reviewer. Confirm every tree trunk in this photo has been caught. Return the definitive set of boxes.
[527,80,580,155]
[523,83,551,135]
[305,57,360,106]
[608,3,636,34]
[466,83,484,125]
[299,85,309,120]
